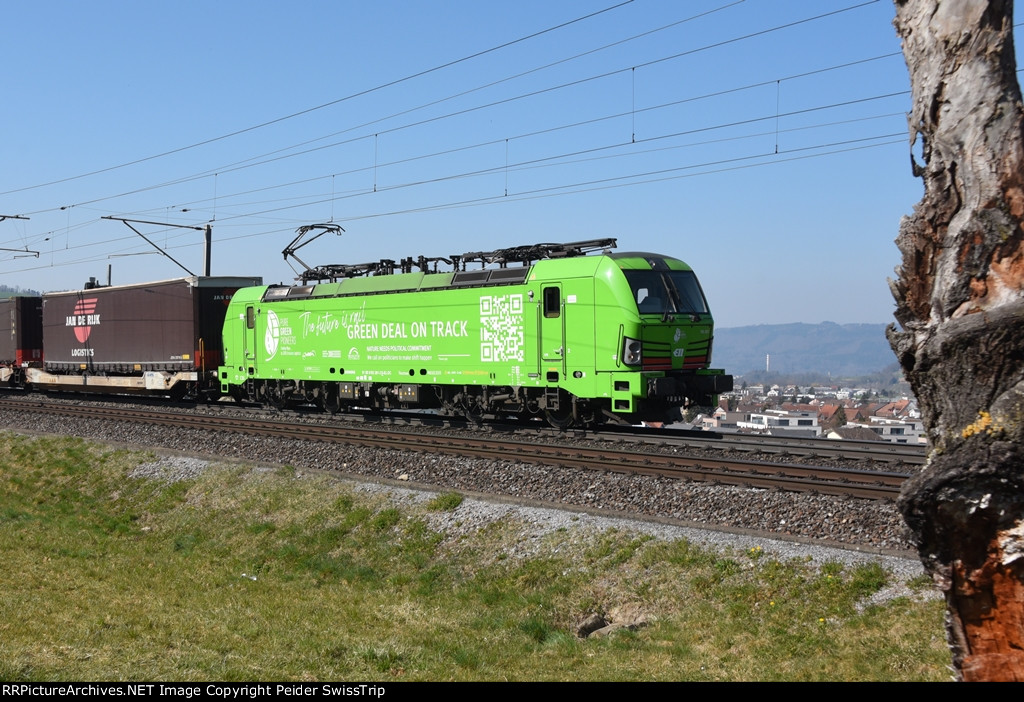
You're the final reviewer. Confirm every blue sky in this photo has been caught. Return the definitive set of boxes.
[0,1,936,326]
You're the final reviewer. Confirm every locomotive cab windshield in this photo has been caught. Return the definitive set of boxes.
[625,269,709,319]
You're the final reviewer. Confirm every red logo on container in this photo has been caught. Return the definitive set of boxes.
[69,298,99,343]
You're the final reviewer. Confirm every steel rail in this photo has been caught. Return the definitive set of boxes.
[2,398,905,500]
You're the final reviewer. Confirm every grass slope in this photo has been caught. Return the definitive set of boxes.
[0,433,948,681]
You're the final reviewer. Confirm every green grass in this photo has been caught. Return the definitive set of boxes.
[0,432,950,681]
[426,491,464,512]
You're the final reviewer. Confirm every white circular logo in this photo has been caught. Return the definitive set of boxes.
[264,309,280,360]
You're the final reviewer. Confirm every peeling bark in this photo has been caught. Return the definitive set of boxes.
[890,0,1024,682]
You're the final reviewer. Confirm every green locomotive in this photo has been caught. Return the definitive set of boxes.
[218,238,731,427]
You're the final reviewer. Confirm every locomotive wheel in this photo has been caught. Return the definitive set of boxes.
[544,407,576,430]
[325,388,342,415]
[462,399,486,424]
[268,382,290,410]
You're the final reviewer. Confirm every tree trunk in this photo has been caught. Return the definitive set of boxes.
[889,0,1024,682]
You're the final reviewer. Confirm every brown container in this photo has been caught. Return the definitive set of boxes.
[42,276,261,374]
[0,296,43,365]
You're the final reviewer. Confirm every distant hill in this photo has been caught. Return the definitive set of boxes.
[712,322,895,377]
[0,285,41,298]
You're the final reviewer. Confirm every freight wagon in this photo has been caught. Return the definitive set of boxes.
[0,296,43,386]
[28,276,261,396]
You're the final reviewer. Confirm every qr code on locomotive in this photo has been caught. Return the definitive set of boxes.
[479,294,524,362]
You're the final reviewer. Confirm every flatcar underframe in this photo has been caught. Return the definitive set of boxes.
[22,366,207,400]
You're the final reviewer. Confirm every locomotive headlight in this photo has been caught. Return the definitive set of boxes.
[622,337,642,366]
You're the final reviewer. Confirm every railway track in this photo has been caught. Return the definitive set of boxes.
[266,402,927,466]
[0,396,907,501]
[595,424,927,465]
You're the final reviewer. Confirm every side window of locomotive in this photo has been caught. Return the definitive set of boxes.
[635,287,656,312]
[246,306,255,330]
[543,287,560,318]
[626,271,664,314]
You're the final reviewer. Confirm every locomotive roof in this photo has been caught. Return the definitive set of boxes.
[608,252,694,272]
[294,238,618,284]
[255,249,694,304]
[261,267,536,302]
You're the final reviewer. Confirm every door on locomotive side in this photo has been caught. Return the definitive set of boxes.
[539,284,564,375]
[243,304,256,374]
